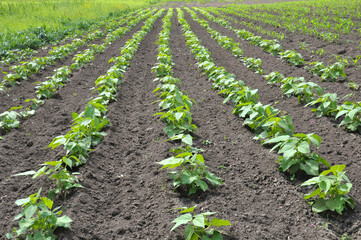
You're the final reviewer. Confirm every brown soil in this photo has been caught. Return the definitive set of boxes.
[1,2,361,240]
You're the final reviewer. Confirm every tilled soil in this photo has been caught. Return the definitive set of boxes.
[1,1,361,239]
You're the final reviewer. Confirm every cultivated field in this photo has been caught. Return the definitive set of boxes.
[1,0,361,239]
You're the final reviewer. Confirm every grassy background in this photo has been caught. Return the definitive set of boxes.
[0,0,160,33]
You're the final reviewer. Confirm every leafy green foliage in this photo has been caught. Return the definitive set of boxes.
[6,188,72,240]
[306,93,339,118]
[282,78,323,103]
[308,61,326,76]
[259,39,283,56]
[243,57,263,74]
[157,147,223,195]
[0,107,22,132]
[48,102,109,165]
[348,82,360,91]
[13,156,82,199]
[320,62,347,82]
[264,71,285,85]
[0,48,37,65]
[35,66,72,99]
[335,101,361,132]
[301,165,355,214]
[265,133,329,176]
[280,50,305,66]
[171,206,231,240]
[309,62,347,82]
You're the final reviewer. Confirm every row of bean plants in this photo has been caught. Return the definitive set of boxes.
[178,7,355,216]
[6,9,165,239]
[152,9,230,239]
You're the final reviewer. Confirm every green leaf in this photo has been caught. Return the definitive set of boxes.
[205,171,223,186]
[308,134,322,147]
[15,197,31,206]
[171,213,192,231]
[330,164,346,175]
[304,188,321,200]
[175,112,183,121]
[299,160,319,176]
[43,161,62,166]
[179,206,196,214]
[12,170,36,177]
[326,197,341,212]
[33,231,46,240]
[312,198,328,213]
[264,135,290,144]
[156,157,183,169]
[24,205,37,219]
[282,149,297,159]
[182,134,193,146]
[41,197,53,210]
[195,179,208,192]
[181,173,198,184]
[193,214,205,228]
[339,183,352,192]
[84,104,95,119]
[33,166,47,179]
[196,154,204,164]
[5,233,13,239]
[297,141,310,154]
[185,224,197,240]
[56,215,72,228]
[210,218,232,227]
[319,179,332,193]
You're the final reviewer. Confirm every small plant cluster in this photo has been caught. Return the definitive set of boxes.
[0,105,38,134]
[265,72,323,103]
[8,9,165,239]
[35,66,72,99]
[243,57,263,74]
[6,188,72,240]
[153,9,229,239]
[178,8,354,216]
[171,206,231,240]
[48,29,104,60]
[0,48,37,65]
[308,61,347,82]
[185,8,266,75]
[2,56,56,87]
